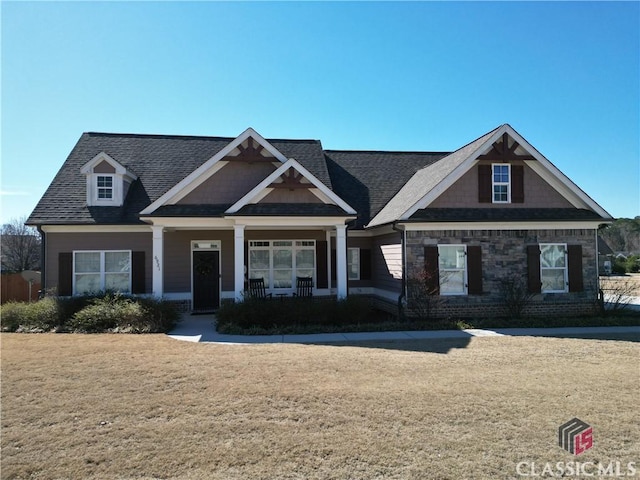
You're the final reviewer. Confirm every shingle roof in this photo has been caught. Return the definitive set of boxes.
[366,126,501,227]
[325,151,448,228]
[233,203,351,216]
[408,208,604,222]
[27,132,331,225]
[27,125,610,228]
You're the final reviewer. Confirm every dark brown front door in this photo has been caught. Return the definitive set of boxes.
[193,251,220,311]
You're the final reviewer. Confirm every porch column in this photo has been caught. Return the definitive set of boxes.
[151,226,164,298]
[234,225,245,301]
[335,224,347,299]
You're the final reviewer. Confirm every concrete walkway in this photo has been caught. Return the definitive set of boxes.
[167,314,640,345]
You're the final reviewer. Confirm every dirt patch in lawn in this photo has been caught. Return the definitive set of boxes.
[1,333,638,479]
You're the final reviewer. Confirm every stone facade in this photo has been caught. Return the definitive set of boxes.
[405,228,600,318]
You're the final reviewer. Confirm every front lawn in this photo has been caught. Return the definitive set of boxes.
[1,332,638,479]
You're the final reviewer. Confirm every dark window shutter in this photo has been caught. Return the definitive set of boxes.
[331,249,336,282]
[360,249,372,281]
[316,241,328,288]
[478,164,492,203]
[527,245,541,294]
[467,246,482,295]
[131,251,146,294]
[567,245,583,292]
[244,241,249,289]
[58,252,73,296]
[424,246,440,294]
[511,165,524,203]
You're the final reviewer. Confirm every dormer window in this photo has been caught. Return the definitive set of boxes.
[97,175,114,200]
[81,152,137,207]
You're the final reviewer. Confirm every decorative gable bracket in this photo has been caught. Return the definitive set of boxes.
[477,133,536,162]
[227,137,274,163]
[80,152,137,207]
[269,168,308,190]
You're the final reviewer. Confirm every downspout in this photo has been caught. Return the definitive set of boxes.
[37,226,46,298]
[392,222,407,320]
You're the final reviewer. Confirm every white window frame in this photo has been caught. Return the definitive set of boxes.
[540,243,568,293]
[72,250,132,295]
[96,175,115,202]
[347,247,360,281]
[492,163,511,203]
[248,240,316,291]
[438,245,467,295]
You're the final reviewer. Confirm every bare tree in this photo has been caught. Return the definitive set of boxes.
[1,216,41,272]
[498,273,535,318]
[407,267,443,321]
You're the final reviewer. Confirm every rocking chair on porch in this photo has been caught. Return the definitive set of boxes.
[293,277,313,298]
[248,278,272,300]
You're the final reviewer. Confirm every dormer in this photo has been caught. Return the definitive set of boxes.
[80,152,137,207]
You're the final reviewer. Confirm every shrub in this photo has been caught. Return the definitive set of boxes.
[68,293,179,333]
[216,296,374,334]
[0,297,60,332]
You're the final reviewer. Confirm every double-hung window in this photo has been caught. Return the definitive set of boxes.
[492,164,510,203]
[96,175,114,200]
[73,250,131,295]
[438,245,467,295]
[540,243,567,293]
[248,240,315,290]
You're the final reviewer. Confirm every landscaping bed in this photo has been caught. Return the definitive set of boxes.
[0,293,179,333]
[216,295,639,335]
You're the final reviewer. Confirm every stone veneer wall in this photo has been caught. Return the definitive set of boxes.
[405,228,600,318]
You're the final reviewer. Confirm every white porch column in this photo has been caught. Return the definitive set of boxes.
[234,225,245,301]
[151,226,164,298]
[335,224,347,299]
[326,229,332,290]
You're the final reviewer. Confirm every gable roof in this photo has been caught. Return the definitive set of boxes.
[366,126,501,227]
[367,124,612,227]
[225,158,356,215]
[27,124,612,227]
[28,131,332,225]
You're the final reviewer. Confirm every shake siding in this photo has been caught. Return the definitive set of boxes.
[372,233,402,293]
[45,232,152,292]
[260,188,322,203]
[430,162,573,208]
[178,161,277,204]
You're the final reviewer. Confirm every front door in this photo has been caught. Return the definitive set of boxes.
[192,250,220,311]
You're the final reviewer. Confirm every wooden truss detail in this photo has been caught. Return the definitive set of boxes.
[477,133,536,162]
[228,137,273,163]
[269,168,308,189]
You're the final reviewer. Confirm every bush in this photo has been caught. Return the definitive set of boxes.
[216,296,375,334]
[68,293,179,333]
[1,293,179,334]
[0,297,60,332]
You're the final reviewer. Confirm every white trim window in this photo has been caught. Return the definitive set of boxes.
[96,175,114,201]
[492,163,511,203]
[248,240,315,290]
[540,243,568,293]
[438,245,467,295]
[347,248,360,280]
[73,250,131,295]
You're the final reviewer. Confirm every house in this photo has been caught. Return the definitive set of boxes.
[27,124,612,317]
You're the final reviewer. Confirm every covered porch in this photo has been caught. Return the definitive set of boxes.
[144,214,353,311]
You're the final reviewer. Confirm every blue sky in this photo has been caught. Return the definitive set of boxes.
[2,1,639,224]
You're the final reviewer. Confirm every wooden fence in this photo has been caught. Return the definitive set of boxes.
[1,273,41,304]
